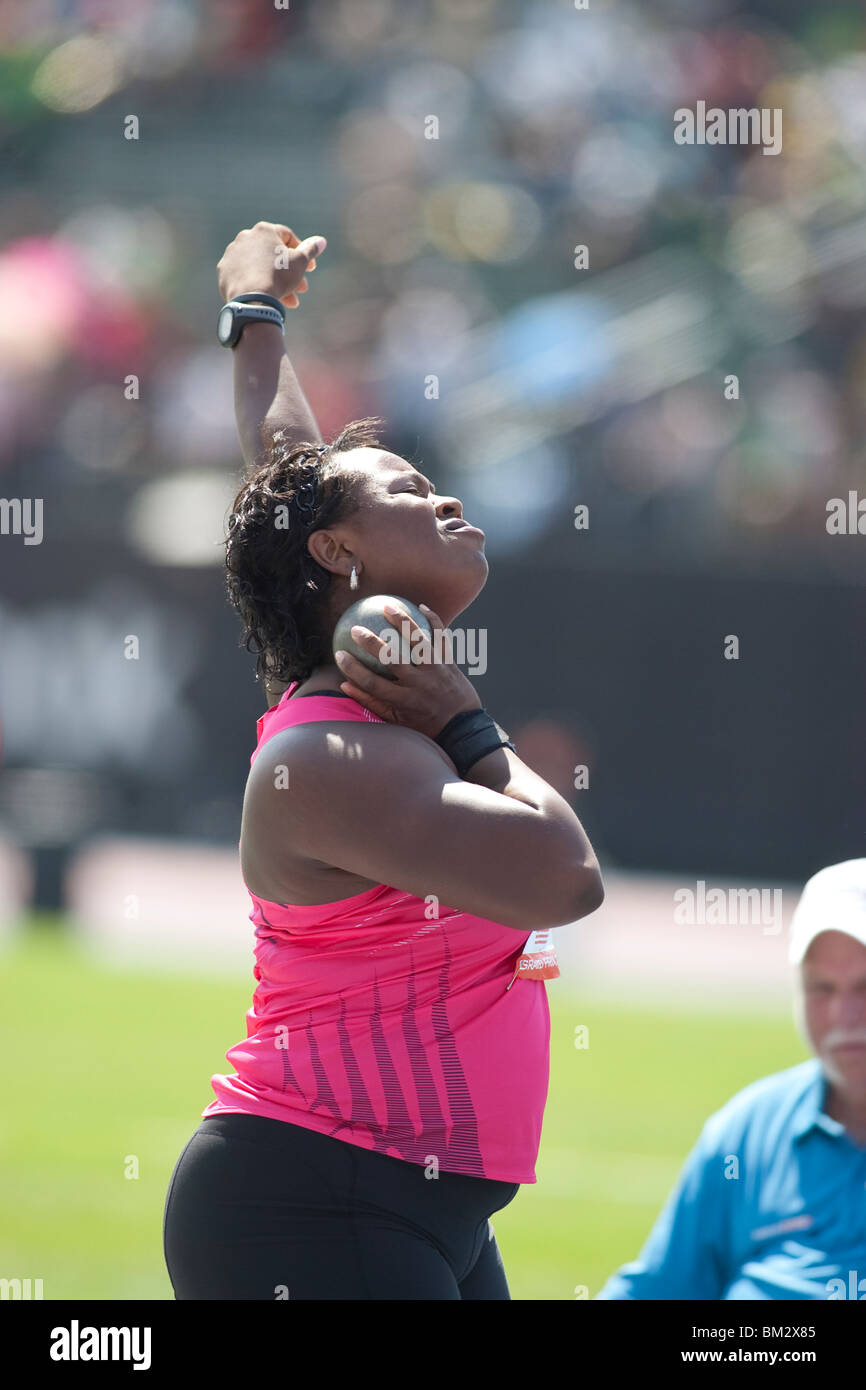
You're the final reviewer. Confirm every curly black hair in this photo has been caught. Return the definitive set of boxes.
[225,417,385,687]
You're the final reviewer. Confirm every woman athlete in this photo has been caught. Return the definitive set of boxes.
[162,221,605,1300]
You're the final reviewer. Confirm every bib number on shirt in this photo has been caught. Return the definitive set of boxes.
[506,929,560,990]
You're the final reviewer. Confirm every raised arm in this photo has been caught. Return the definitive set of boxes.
[217,221,327,472]
[218,221,327,704]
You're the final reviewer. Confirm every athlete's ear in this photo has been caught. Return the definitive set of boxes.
[306,529,354,580]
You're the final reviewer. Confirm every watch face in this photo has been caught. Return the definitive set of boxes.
[217,305,234,343]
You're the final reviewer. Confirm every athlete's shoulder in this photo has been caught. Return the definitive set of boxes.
[253,708,457,780]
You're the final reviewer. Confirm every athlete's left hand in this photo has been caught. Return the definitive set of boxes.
[217,221,327,309]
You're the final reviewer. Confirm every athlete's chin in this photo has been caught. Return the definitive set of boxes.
[415,551,488,623]
[459,547,489,579]
[457,555,489,602]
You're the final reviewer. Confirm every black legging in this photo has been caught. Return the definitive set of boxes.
[163,1114,521,1299]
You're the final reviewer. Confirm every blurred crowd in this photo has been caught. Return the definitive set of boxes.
[1,0,865,571]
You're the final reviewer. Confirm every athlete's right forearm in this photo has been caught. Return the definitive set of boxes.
[463,746,603,916]
[233,325,322,474]
[218,221,326,471]
[462,745,544,806]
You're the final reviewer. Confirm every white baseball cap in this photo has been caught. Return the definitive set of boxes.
[789,859,866,964]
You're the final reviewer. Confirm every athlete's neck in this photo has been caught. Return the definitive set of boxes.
[292,663,345,696]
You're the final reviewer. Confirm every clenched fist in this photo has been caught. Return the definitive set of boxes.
[217,221,327,308]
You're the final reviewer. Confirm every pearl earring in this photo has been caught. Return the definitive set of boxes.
[350,565,359,591]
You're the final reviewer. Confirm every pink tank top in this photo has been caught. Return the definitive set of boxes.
[202,681,558,1183]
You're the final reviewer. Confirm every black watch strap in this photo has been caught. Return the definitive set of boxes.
[232,292,287,322]
[218,300,285,348]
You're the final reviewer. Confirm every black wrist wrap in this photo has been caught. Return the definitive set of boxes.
[433,707,515,777]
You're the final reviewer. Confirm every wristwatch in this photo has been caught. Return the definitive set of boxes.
[217,295,286,348]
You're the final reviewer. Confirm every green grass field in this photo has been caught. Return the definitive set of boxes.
[1,918,807,1299]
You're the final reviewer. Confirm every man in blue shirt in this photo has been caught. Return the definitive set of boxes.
[597,859,866,1300]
